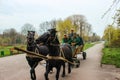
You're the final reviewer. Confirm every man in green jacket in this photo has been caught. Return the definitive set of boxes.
[71,33,80,46]
[71,33,80,55]
[62,34,69,43]
[73,34,84,57]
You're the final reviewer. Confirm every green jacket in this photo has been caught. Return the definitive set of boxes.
[62,37,72,44]
[62,38,68,43]
[77,36,84,45]
[67,38,72,44]
[71,37,80,46]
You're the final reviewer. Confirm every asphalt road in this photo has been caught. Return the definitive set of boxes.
[0,42,120,80]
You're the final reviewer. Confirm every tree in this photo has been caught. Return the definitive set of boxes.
[110,28,120,47]
[67,14,87,37]
[56,19,74,41]
[39,21,52,34]
[103,25,115,45]
[103,25,120,47]
[15,33,26,44]
[3,28,17,45]
[21,23,35,36]
[0,37,3,45]
[50,20,57,28]
[66,14,94,42]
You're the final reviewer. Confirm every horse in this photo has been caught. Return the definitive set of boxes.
[26,31,49,80]
[36,28,73,80]
[60,43,73,77]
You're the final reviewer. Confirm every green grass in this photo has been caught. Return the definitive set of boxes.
[84,42,94,50]
[0,48,11,57]
[0,45,26,57]
[101,47,120,68]
[0,42,95,57]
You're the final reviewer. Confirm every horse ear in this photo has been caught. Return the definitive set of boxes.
[27,31,30,35]
[33,31,35,33]
[28,31,30,33]
[33,31,35,36]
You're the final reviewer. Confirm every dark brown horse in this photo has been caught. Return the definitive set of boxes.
[27,29,73,80]
[60,43,73,77]
[26,31,49,80]
[36,28,73,80]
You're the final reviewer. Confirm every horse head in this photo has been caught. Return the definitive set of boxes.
[47,28,57,41]
[47,28,60,56]
[27,31,35,44]
[27,31,35,51]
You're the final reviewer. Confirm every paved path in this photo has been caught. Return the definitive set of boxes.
[0,42,120,80]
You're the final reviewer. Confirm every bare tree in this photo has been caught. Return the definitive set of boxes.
[2,28,17,45]
[67,14,87,37]
[39,21,51,34]
[21,23,35,36]
[39,20,57,35]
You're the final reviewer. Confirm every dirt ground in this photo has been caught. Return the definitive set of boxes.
[0,42,120,80]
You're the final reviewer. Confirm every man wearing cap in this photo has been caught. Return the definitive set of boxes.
[69,29,74,38]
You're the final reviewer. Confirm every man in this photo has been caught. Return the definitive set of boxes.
[76,34,84,52]
[71,33,81,46]
[69,29,74,38]
[73,34,84,57]
[71,33,79,56]
[62,34,69,43]
[67,34,72,44]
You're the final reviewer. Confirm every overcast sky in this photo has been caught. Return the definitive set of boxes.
[0,0,119,36]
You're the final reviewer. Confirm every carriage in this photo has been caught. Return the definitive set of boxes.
[14,29,86,80]
[71,45,87,68]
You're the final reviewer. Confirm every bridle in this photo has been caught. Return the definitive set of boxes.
[45,31,58,46]
[27,32,35,48]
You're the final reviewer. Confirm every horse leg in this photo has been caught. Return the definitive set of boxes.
[61,62,65,77]
[26,57,38,80]
[68,63,71,74]
[30,62,38,80]
[44,63,51,80]
[56,65,61,80]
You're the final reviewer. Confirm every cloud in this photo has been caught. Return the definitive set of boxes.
[0,0,17,15]
[13,0,90,6]
[0,0,115,36]
[0,0,102,16]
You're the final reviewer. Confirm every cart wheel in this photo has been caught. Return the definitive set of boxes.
[72,58,80,68]
[82,52,86,60]
[76,59,80,68]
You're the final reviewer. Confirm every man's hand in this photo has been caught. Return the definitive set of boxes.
[71,42,76,46]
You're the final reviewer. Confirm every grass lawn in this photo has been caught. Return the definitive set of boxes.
[101,47,120,68]
[0,45,26,57]
[0,48,10,57]
[0,42,95,57]
[84,42,95,50]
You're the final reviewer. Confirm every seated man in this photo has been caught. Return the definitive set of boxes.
[73,34,84,57]
[69,29,74,38]
[77,34,84,52]
[70,33,79,56]
[62,34,69,43]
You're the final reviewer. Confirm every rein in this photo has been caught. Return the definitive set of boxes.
[47,56,74,65]
[14,47,75,65]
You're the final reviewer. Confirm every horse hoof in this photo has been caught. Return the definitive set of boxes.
[49,70,53,74]
[62,74,65,77]
[45,78,49,80]
[68,70,71,74]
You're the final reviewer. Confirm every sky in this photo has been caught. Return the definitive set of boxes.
[0,0,118,36]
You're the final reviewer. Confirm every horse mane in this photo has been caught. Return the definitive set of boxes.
[47,35,60,56]
[36,32,50,44]
[35,28,60,56]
